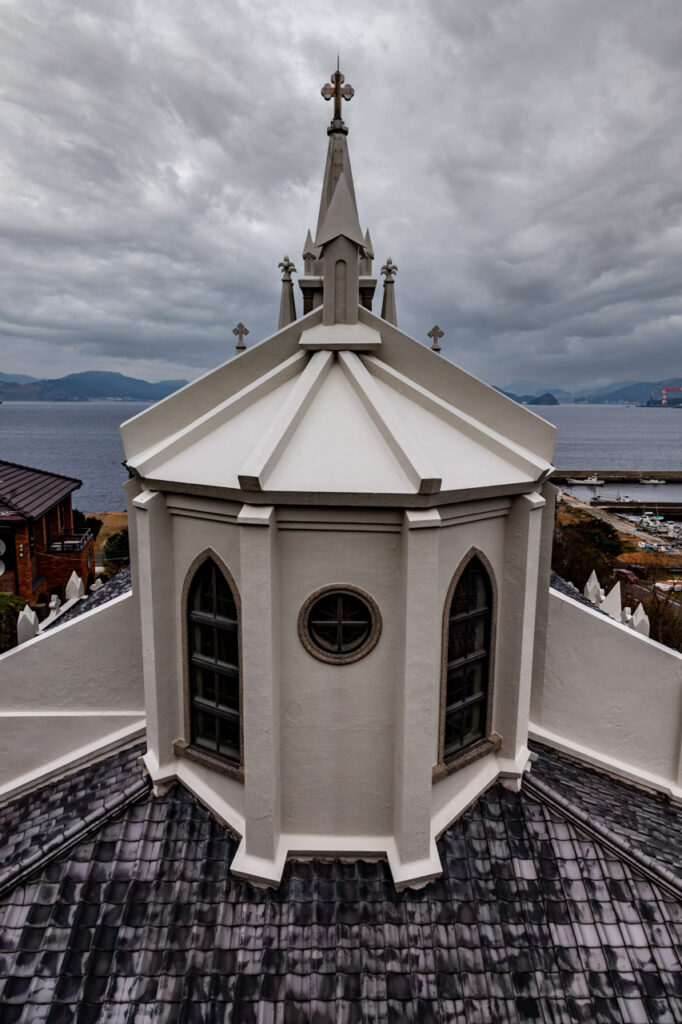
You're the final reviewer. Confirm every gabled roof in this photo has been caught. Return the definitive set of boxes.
[0,459,81,521]
[121,306,555,506]
[1,742,681,1022]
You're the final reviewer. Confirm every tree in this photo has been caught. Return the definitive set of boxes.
[552,513,628,591]
[0,593,24,653]
[103,528,130,578]
[73,508,103,541]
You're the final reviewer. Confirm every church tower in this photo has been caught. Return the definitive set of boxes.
[121,66,556,889]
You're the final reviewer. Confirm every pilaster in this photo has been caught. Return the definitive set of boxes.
[392,508,443,885]
[497,491,545,774]
[132,489,177,765]
[234,504,281,875]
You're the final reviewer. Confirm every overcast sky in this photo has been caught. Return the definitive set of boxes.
[2,0,681,391]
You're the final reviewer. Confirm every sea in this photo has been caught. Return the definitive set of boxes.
[0,400,681,513]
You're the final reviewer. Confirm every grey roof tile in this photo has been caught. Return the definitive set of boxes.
[1,748,682,1021]
[45,566,132,629]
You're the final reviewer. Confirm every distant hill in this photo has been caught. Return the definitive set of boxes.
[496,388,559,406]
[586,378,682,404]
[0,371,39,384]
[0,371,188,402]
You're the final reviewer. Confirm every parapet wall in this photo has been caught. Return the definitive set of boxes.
[0,592,145,802]
[531,588,682,800]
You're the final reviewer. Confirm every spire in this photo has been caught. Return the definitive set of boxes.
[278,256,297,329]
[315,171,365,249]
[360,229,374,276]
[302,229,319,276]
[316,63,359,242]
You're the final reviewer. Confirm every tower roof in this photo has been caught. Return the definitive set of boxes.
[315,170,366,249]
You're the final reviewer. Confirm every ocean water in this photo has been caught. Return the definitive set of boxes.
[0,400,680,512]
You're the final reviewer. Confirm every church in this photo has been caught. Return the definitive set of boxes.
[1,66,681,1023]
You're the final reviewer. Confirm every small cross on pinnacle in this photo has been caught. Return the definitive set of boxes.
[381,258,398,281]
[427,325,444,352]
[278,255,296,282]
[321,59,354,134]
[232,322,249,353]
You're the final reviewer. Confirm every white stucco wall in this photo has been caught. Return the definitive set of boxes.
[0,592,145,801]
[531,589,682,799]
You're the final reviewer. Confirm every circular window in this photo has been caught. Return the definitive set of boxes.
[298,585,382,664]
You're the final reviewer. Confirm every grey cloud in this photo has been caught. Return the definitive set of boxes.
[0,0,681,389]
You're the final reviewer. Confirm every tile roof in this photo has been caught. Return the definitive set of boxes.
[46,567,132,629]
[550,570,604,613]
[1,743,682,1022]
[0,460,81,521]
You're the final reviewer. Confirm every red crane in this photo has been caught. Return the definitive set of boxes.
[662,386,682,406]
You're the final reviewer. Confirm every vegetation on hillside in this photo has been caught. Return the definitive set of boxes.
[0,593,24,653]
[103,528,130,579]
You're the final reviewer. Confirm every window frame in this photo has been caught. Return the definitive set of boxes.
[436,549,498,776]
[298,584,382,665]
[177,550,243,780]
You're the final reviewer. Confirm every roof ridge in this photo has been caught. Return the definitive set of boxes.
[523,773,682,901]
[0,457,82,487]
[0,773,151,899]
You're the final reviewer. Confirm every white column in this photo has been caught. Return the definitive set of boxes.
[391,508,442,886]
[497,491,545,778]
[235,503,281,877]
[529,481,557,725]
[132,489,177,769]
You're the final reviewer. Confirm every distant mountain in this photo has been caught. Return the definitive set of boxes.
[0,371,39,384]
[495,388,559,406]
[0,371,188,402]
[586,378,682,404]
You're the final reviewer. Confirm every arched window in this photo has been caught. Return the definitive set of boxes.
[187,559,240,766]
[442,556,493,761]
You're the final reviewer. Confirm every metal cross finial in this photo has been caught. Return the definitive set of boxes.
[381,258,398,281]
[278,255,296,282]
[427,325,444,352]
[321,62,354,124]
[232,322,249,353]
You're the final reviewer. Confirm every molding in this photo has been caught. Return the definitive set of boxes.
[299,322,382,350]
[130,351,307,477]
[237,504,275,527]
[237,350,334,490]
[231,832,442,891]
[0,719,146,806]
[338,350,441,495]
[528,723,682,804]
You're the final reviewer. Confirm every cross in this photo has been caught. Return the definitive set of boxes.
[381,258,398,281]
[278,255,296,282]
[321,58,354,123]
[232,322,249,353]
[427,325,444,352]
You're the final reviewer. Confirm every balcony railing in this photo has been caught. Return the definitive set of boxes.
[47,529,93,553]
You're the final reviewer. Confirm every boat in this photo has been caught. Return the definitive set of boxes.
[640,478,666,485]
[566,474,604,485]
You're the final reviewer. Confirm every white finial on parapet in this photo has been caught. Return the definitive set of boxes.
[17,606,39,645]
[584,570,601,605]
[600,581,621,620]
[631,603,650,637]
[65,571,85,602]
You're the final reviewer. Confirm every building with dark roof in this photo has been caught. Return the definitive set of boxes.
[0,459,96,605]
[1,66,682,1022]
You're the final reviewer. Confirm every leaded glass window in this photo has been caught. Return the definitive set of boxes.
[443,557,492,759]
[188,559,240,765]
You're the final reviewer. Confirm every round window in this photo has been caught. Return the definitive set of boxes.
[298,585,381,664]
